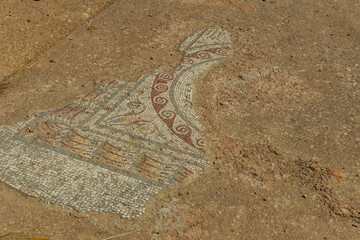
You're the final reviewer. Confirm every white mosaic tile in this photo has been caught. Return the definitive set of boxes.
[0,28,231,218]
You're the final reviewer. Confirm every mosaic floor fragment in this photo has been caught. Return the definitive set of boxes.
[0,28,231,218]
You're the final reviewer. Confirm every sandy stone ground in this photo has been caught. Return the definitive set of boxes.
[0,0,359,239]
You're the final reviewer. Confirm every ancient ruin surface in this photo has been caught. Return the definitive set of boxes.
[0,29,231,218]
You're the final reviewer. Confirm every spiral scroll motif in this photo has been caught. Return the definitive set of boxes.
[158,74,173,81]
[174,125,191,135]
[195,138,205,148]
[154,83,169,92]
[154,96,168,105]
[160,110,176,119]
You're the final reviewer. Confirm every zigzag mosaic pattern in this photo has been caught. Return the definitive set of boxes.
[0,28,231,218]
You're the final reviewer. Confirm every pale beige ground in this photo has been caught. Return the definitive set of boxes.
[0,0,116,82]
[0,0,359,239]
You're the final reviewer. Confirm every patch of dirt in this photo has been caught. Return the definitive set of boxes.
[0,0,114,82]
[0,0,359,239]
